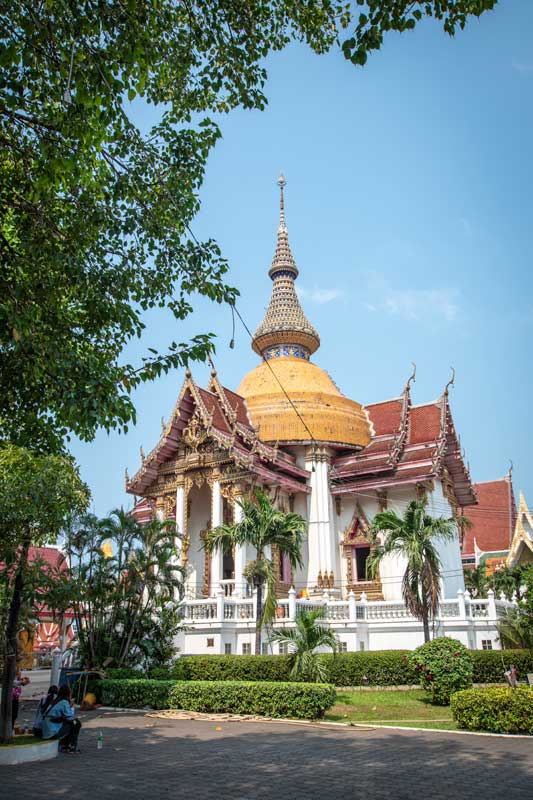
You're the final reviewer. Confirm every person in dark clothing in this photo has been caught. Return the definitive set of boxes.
[42,685,82,753]
[32,685,58,737]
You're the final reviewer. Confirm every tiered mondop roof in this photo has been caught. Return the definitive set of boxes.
[252,175,320,359]
[238,176,371,449]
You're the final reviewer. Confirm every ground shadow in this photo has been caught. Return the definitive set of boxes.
[1,709,531,799]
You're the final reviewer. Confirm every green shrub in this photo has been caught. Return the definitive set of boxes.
[451,687,533,734]
[148,666,172,680]
[320,651,417,686]
[105,667,144,680]
[409,637,473,705]
[99,679,175,709]
[169,680,336,719]
[471,649,533,684]
[173,655,293,682]
[173,652,416,686]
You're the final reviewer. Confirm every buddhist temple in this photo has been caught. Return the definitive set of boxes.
[126,176,516,654]
[507,492,533,569]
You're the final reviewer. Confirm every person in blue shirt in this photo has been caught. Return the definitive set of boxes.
[42,685,82,753]
[32,684,58,737]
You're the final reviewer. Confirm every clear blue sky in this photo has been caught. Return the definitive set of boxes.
[70,1,533,517]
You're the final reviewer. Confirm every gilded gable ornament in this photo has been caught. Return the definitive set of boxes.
[182,409,208,452]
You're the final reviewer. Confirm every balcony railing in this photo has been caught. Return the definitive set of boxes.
[180,586,515,626]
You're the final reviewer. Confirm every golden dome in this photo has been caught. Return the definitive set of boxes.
[237,357,371,448]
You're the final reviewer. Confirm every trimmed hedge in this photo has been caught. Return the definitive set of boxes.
[470,650,533,684]
[169,680,336,719]
[100,679,175,709]
[170,650,533,687]
[98,678,335,719]
[173,652,416,686]
[451,687,533,734]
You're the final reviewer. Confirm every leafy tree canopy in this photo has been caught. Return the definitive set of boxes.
[0,2,497,452]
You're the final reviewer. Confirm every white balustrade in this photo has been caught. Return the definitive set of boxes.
[438,601,460,618]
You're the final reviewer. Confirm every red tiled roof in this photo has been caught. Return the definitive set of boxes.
[365,399,402,436]
[409,404,441,445]
[221,386,254,428]
[29,546,68,572]
[462,478,516,556]
[197,387,232,434]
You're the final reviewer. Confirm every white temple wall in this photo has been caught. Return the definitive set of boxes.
[292,492,309,594]
[185,483,211,598]
[426,481,465,597]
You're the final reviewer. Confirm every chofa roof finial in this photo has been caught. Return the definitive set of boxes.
[405,362,416,392]
[444,366,455,396]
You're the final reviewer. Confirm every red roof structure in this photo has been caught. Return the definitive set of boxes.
[330,376,476,508]
[461,476,516,558]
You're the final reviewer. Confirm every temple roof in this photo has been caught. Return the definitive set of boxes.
[461,475,516,557]
[507,491,533,567]
[330,372,477,507]
[126,367,311,499]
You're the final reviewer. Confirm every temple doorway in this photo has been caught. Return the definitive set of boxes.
[354,545,370,582]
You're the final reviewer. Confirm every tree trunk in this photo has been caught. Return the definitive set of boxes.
[255,579,263,656]
[422,611,430,643]
[0,534,31,744]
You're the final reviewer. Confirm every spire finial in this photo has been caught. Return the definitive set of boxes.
[277,172,287,232]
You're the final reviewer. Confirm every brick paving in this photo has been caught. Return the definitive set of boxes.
[2,710,532,800]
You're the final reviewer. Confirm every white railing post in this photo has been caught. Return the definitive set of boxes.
[348,590,357,624]
[464,589,472,618]
[216,586,225,623]
[360,592,368,621]
[487,588,497,621]
[457,589,466,620]
[288,586,296,621]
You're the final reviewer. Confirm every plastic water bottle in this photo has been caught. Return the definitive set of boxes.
[97,731,103,750]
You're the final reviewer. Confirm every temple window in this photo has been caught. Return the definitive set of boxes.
[242,642,252,655]
[224,643,232,655]
[481,640,493,650]
[338,641,348,653]
[353,545,371,582]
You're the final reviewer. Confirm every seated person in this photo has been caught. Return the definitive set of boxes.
[32,685,58,737]
[42,685,82,753]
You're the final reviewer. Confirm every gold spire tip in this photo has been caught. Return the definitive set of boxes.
[277,172,286,188]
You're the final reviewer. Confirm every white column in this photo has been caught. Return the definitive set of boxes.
[210,479,223,596]
[233,494,246,597]
[305,449,322,590]
[175,483,185,562]
[348,590,357,624]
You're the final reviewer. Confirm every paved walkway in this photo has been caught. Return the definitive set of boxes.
[2,711,532,799]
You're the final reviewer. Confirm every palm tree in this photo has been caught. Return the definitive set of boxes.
[205,488,305,655]
[367,500,459,642]
[464,564,488,599]
[269,608,338,682]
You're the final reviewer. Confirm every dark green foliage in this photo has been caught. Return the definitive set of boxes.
[169,681,336,719]
[451,687,533,734]
[173,655,293,682]
[105,667,144,680]
[100,679,175,710]
[99,678,335,719]
[409,637,473,705]
[173,652,418,686]
[470,649,533,684]
[321,651,417,687]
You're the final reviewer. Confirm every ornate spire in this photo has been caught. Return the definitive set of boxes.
[269,173,298,280]
[252,175,320,360]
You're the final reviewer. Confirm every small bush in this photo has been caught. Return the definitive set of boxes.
[409,637,473,705]
[148,666,173,680]
[321,651,417,686]
[105,667,144,680]
[471,650,533,684]
[169,680,336,719]
[99,679,174,709]
[451,687,533,734]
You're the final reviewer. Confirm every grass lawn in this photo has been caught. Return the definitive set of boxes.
[1,735,45,747]
[325,689,458,731]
